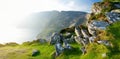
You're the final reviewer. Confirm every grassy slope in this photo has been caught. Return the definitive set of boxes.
[106,21,120,59]
[0,43,54,59]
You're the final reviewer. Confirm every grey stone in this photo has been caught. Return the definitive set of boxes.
[55,42,64,56]
[74,36,86,46]
[97,40,111,46]
[89,36,96,43]
[63,39,71,49]
[75,27,82,37]
[38,39,46,43]
[50,32,63,45]
[106,12,120,24]
[32,49,40,56]
[87,20,109,35]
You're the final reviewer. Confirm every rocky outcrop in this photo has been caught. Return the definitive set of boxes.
[50,1,120,56]
[73,2,120,54]
[50,32,72,56]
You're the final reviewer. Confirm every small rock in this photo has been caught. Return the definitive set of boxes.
[32,49,40,56]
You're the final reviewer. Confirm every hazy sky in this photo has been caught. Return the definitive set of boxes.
[0,0,101,44]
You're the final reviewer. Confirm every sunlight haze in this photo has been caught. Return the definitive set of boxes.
[0,0,101,44]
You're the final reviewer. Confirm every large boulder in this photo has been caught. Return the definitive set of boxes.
[87,20,109,36]
[50,32,63,45]
[89,36,96,43]
[106,12,120,24]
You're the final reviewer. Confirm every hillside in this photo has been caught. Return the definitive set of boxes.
[34,11,87,39]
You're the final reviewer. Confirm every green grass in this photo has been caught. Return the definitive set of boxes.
[106,21,120,59]
[0,43,54,59]
[0,42,82,59]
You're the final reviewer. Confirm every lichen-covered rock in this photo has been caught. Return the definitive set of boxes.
[87,20,109,36]
[75,27,82,37]
[106,12,120,24]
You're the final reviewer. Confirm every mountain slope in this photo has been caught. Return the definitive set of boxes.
[35,11,87,39]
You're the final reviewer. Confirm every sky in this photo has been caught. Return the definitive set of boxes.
[0,0,101,44]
